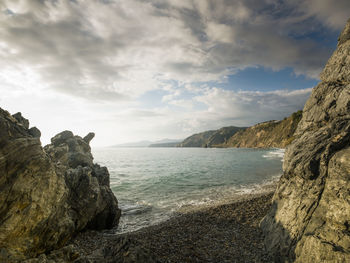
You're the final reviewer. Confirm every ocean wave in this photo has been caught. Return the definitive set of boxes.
[120,203,153,215]
[176,177,281,213]
[262,148,285,160]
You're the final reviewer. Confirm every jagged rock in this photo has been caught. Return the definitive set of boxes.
[83,132,95,144]
[12,112,29,129]
[51,130,74,146]
[0,108,120,262]
[45,131,94,168]
[29,127,41,138]
[261,19,350,262]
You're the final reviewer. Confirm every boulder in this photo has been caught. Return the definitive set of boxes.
[261,19,350,262]
[0,108,120,261]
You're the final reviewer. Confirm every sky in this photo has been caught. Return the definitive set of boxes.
[0,0,349,146]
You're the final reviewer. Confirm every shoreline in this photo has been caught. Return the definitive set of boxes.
[176,180,278,214]
[68,189,276,262]
[115,177,280,234]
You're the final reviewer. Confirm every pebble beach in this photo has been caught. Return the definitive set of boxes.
[71,191,275,262]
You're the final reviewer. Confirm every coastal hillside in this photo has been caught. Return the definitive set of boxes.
[224,111,302,148]
[206,126,246,147]
[0,109,120,261]
[261,19,350,262]
[177,126,245,147]
[177,129,217,147]
[178,111,302,149]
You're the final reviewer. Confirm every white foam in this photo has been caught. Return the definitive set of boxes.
[263,148,285,161]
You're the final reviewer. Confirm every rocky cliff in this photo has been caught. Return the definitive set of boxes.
[224,111,302,148]
[178,111,301,149]
[0,109,120,261]
[261,19,350,262]
[177,126,244,147]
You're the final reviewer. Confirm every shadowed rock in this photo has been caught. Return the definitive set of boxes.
[83,132,95,144]
[261,18,350,262]
[0,109,120,261]
[12,112,29,129]
[29,127,41,138]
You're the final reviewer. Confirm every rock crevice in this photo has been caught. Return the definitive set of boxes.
[261,18,350,262]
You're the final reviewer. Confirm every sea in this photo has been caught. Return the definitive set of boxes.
[92,147,284,233]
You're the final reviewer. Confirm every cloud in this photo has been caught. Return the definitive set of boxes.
[0,0,348,145]
[0,0,348,102]
[285,0,350,30]
[193,87,312,127]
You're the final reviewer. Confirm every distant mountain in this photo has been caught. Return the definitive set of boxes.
[207,126,246,147]
[177,111,302,148]
[112,139,182,148]
[177,130,216,147]
[177,126,245,147]
[149,142,180,147]
[153,138,182,144]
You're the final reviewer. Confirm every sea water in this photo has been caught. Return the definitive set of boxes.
[92,147,284,233]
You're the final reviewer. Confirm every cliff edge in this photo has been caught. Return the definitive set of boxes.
[261,19,350,262]
[0,109,121,261]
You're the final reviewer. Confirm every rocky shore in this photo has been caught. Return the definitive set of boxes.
[0,109,120,262]
[0,106,278,263]
[1,17,349,263]
[52,191,275,262]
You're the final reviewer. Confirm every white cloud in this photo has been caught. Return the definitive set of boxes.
[193,87,312,126]
[0,0,348,145]
[285,0,350,30]
[0,0,346,102]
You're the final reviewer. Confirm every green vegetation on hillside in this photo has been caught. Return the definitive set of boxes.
[178,111,303,148]
[177,126,245,147]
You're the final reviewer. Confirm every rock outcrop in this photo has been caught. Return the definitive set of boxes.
[0,108,120,262]
[261,19,350,262]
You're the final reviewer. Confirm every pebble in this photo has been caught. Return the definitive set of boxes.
[68,192,275,262]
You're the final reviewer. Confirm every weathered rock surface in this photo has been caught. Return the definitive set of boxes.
[261,19,350,262]
[0,109,120,262]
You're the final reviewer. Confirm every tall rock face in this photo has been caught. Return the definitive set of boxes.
[261,19,350,262]
[0,108,120,261]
